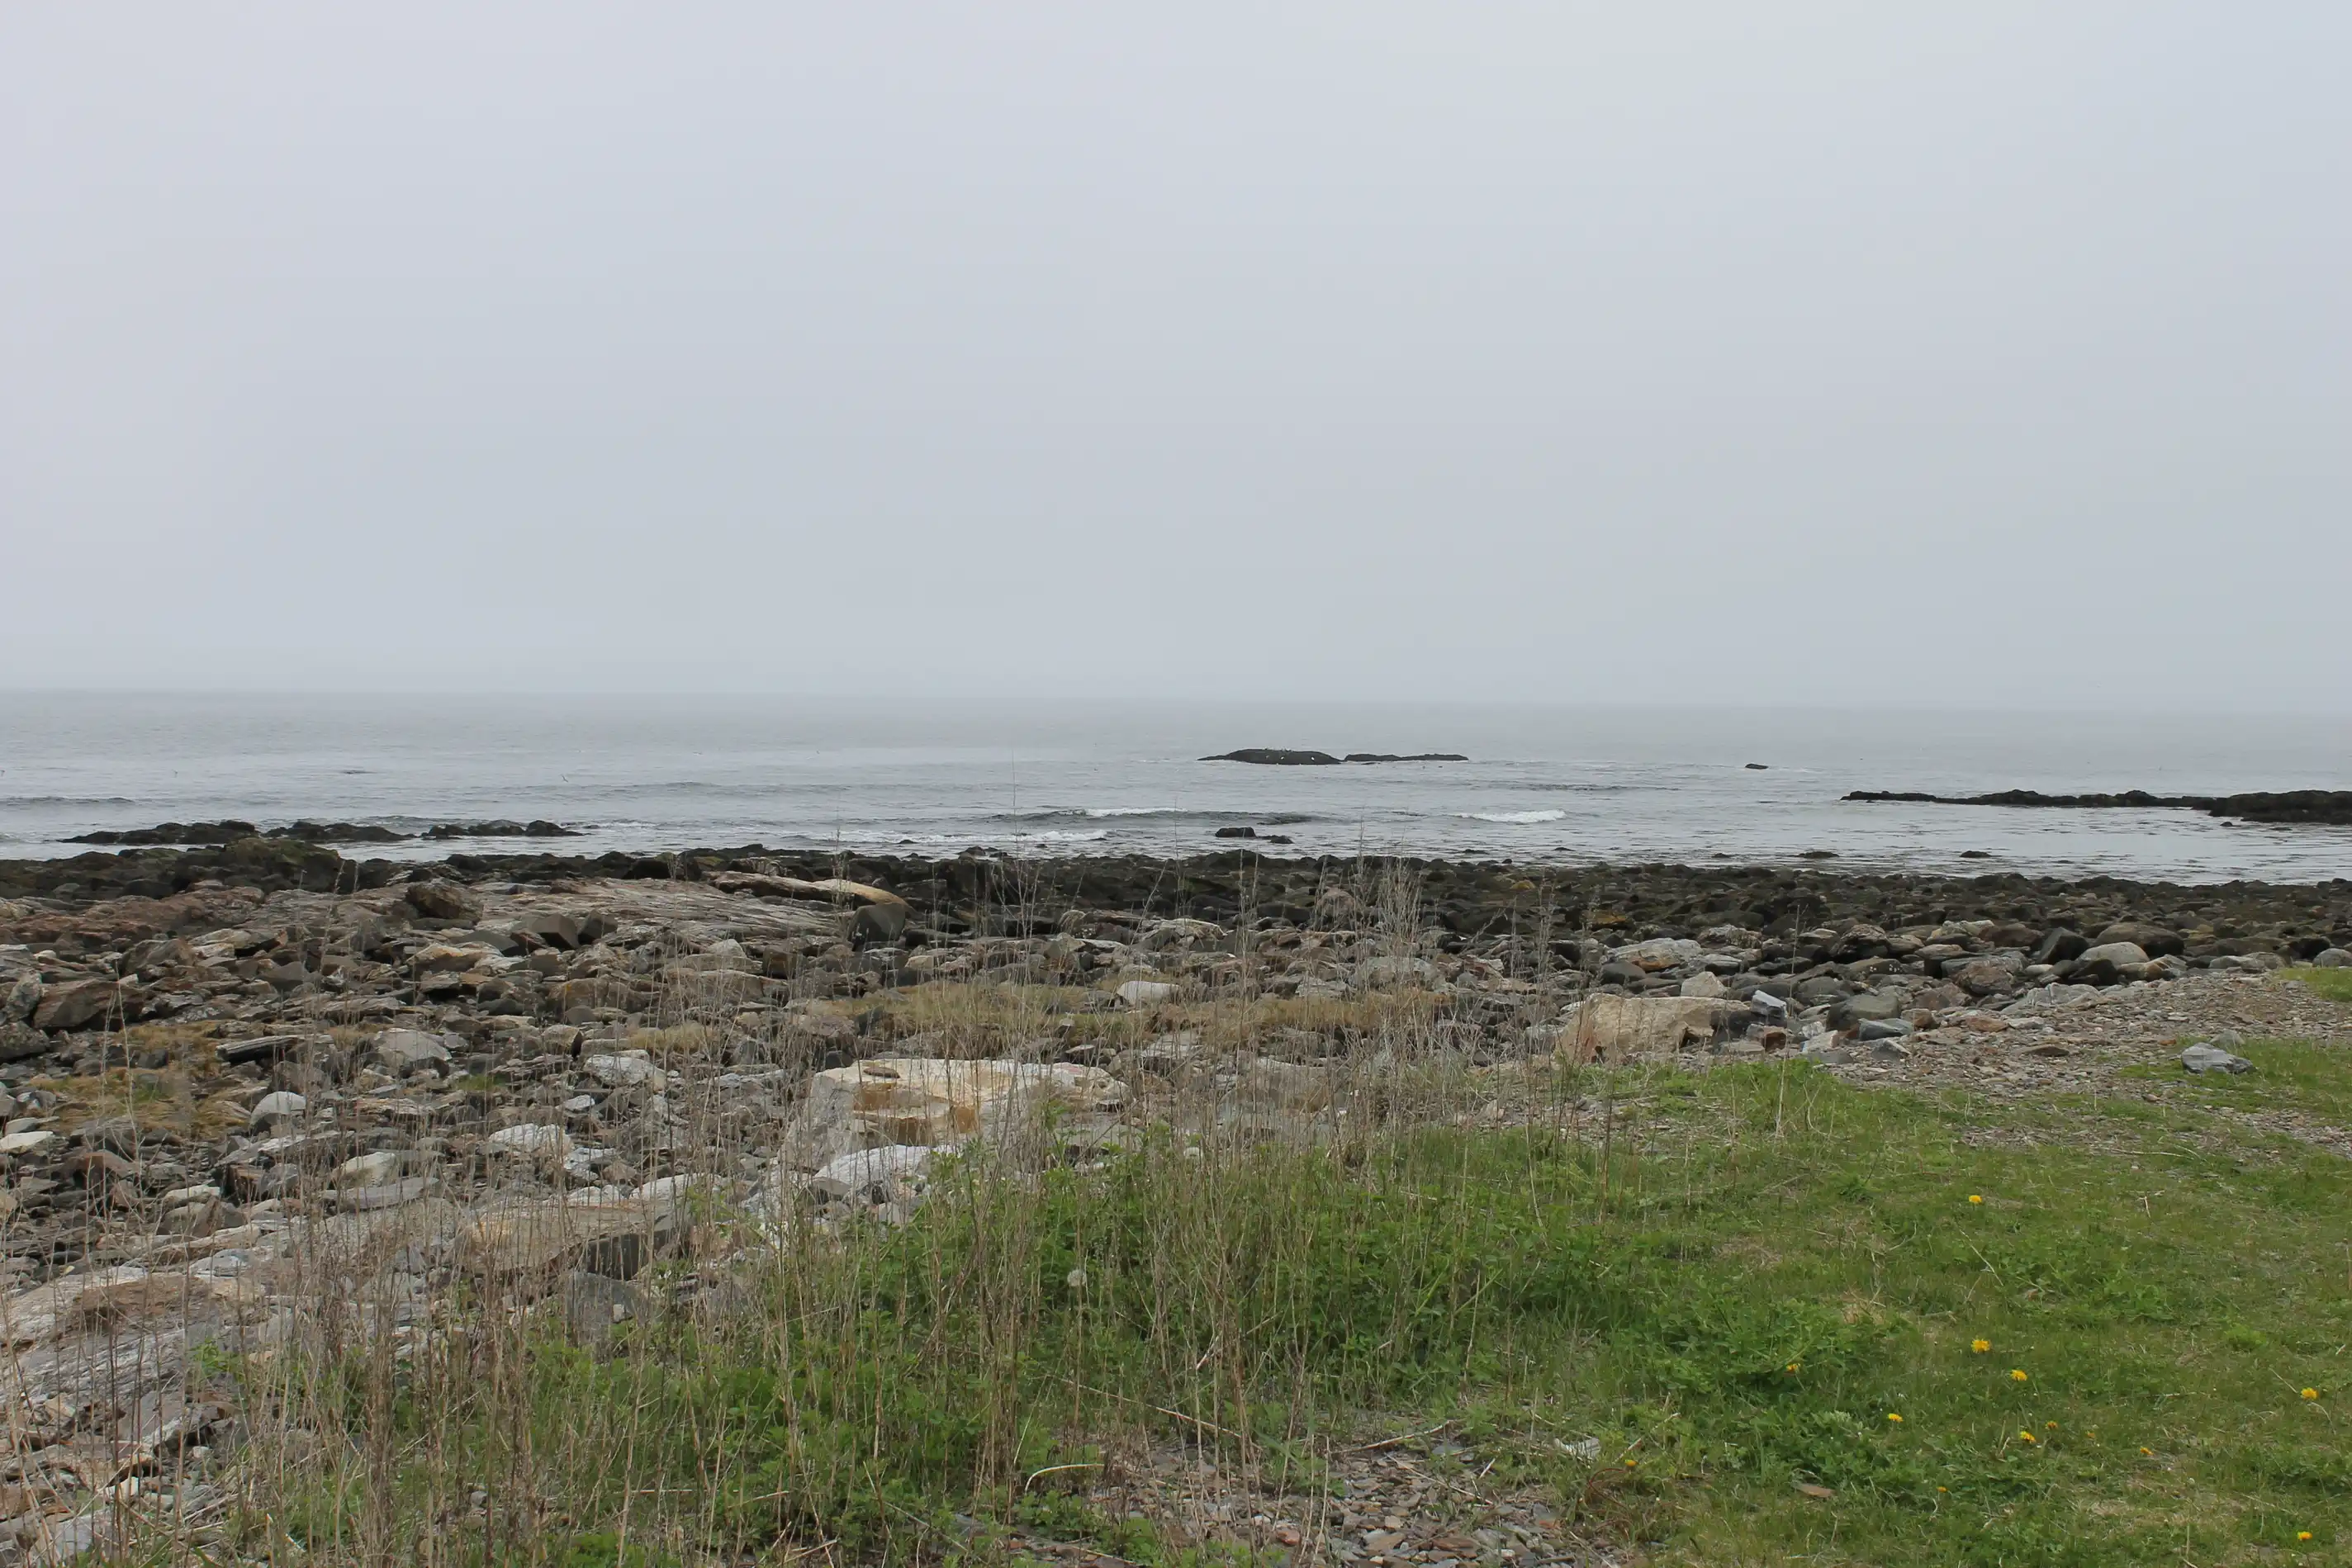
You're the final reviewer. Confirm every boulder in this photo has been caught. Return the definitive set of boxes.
[583,1051,662,1088]
[1950,955,2024,996]
[780,1057,1129,1171]
[1830,990,1904,1028]
[1554,995,1724,1062]
[2078,941,2150,969]
[1359,955,1435,988]
[333,1150,406,1188]
[1117,980,1178,1007]
[487,1124,574,1159]
[1614,938,1703,973]
[1677,973,1727,999]
[460,1181,697,1283]
[809,1144,942,1202]
[2181,1044,2252,1075]
[31,979,113,1033]
[2094,922,2184,957]
[2311,948,2350,969]
[249,1092,308,1125]
[404,881,485,923]
[371,1029,455,1073]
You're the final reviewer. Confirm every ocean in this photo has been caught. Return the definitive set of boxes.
[2,694,2348,883]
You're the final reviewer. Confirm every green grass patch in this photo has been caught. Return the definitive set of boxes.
[2283,966,2352,1005]
[2120,1034,2352,1124]
[250,1053,2352,1568]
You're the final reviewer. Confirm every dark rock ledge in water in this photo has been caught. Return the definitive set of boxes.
[1846,789,2352,826]
[69,819,581,846]
[1202,749,1469,765]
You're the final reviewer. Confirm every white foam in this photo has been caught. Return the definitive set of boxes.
[1458,809,1567,824]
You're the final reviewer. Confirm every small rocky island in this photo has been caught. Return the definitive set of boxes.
[1201,749,1468,765]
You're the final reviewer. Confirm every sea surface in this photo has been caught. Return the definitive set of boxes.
[2,694,2349,884]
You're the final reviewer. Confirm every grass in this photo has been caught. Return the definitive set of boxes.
[223,1040,2352,1568]
[2284,966,2352,1006]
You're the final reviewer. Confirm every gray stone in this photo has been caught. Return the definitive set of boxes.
[372,1029,454,1073]
[333,1149,405,1187]
[404,881,484,923]
[562,1269,643,1342]
[2077,941,2150,969]
[249,1091,308,1124]
[2307,949,2350,969]
[1857,1016,1913,1041]
[487,1123,574,1158]
[583,1051,660,1087]
[1613,938,1702,973]
[1117,980,1177,1007]
[31,979,113,1033]
[2181,1044,2252,1075]
[1831,991,1903,1027]
[335,1177,432,1211]
[3,973,38,1024]
[810,1144,941,1203]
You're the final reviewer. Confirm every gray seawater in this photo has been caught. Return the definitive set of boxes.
[2,694,2349,884]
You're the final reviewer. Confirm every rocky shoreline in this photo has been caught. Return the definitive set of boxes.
[2,836,2350,1556]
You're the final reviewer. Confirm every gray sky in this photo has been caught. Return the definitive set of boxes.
[3,4,2345,707]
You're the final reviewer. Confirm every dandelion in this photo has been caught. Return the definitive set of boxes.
[2301,1387,2320,1400]
[2140,1447,2154,1456]
[2300,1530,2314,1541]
[1970,1338,1991,1353]
[1786,1361,1801,1373]
[2046,1421,2058,1430]
[1886,1413,1903,1424]
[1968,1194,1984,1204]
[2018,1431,2037,1444]
[2011,1369,2030,1383]
[1065,1267,1088,1290]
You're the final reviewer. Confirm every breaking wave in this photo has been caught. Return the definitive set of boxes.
[1457,809,1567,824]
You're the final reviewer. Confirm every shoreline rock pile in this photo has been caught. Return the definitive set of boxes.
[0,840,2348,1551]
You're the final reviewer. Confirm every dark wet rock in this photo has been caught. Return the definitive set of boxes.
[1846,788,2352,827]
[402,880,484,924]
[423,820,580,840]
[1200,749,1467,765]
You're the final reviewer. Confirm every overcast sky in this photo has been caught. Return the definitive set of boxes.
[2,5,2345,707]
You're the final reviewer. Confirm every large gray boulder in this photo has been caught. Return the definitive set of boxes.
[1553,995,1724,1061]
[371,1029,455,1073]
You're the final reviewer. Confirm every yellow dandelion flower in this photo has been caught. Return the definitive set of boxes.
[2010,1369,2030,1383]
[1886,1413,1903,1424]
[2301,1387,2320,1400]
[2299,1530,2314,1541]
[1786,1361,1801,1373]
[1970,1338,1991,1353]
[2018,1431,2037,1444]
[2046,1421,2059,1430]
[1968,1194,1984,1204]
[2140,1447,2154,1456]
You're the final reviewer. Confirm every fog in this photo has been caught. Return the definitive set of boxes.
[3,4,2346,707]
